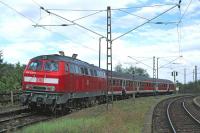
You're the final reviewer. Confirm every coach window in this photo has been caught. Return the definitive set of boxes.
[90,69,94,76]
[120,80,122,86]
[97,70,100,77]
[28,60,42,71]
[44,61,58,71]
[74,65,79,74]
[103,71,106,77]
[99,71,102,77]
[113,80,116,85]
[94,70,97,76]
[101,71,103,77]
[116,80,119,86]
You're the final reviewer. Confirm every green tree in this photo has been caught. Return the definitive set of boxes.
[114,64,150,78]
[114,63,123,73]
[0,60,25,92]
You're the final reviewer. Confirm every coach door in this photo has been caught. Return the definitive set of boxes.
[122,80,126,95]
[137,82,140,92]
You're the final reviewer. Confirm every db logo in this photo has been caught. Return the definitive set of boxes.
[37,78,44,83]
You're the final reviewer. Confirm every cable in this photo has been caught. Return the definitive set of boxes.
[117,9,179,25]
[0,1,54,34]
[112,4,178,41]
[159,56,182,69]
[0,1,36,24]
[128,56,152,68]
[178,0,192,23]
[46,8,106,12]
[72,10,104,22]
[111,3,177,10]
[40,6,105,37]
[0,1,103,57]
[117,9,150,21]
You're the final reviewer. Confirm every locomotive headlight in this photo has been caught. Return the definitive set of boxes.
[26,84,32,90]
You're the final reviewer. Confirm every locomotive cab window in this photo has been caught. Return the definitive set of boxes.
[44,61,58,71]
[69,64,75,73]
[80,67,84,74]
[28,60,42,71]
[84,67,89,75]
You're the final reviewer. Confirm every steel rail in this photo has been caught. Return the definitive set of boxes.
[0,113,33,123]
[182,101,200,125]
[166,98,177,133]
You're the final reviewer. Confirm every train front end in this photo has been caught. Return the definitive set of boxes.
[20,55,67,112]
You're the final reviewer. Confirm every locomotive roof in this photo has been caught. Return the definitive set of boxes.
[31,54,101,69]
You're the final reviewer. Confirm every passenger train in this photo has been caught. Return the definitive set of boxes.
[20,53,175,112]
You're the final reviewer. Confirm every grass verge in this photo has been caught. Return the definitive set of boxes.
[18,95,174,133]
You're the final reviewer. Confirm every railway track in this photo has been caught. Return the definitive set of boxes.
[0,107,53,133]
[152,95,200,133]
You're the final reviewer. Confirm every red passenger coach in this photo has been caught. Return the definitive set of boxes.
[21,54,107,112]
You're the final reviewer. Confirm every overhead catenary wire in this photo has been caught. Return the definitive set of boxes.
[128,56,153,68]
[72,10,104,22]
[0,1,105,57]
[178,0,192,24]
[118,9,179,25]
[39,6,105,38]
[33,0,105,40]
[159,56,182,69]
[112,4,178,41]
[42,3,178,11]
[0,1,56,34]
[0,1,36,24]
[110,3,178,10]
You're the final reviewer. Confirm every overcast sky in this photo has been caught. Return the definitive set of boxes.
[0,0,199,83]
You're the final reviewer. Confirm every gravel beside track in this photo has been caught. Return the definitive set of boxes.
[0,112,53,133]
[0,105,54,133]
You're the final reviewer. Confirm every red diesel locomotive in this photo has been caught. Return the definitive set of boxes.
[20,54,175,112]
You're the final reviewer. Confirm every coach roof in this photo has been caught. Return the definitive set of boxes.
[112,71,173,84]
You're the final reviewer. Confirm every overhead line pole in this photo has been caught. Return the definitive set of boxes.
[106,6,112,110]
[157,57,159,79]
[153,56,156,95]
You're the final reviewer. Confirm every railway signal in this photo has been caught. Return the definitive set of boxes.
[171,71,178,83]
